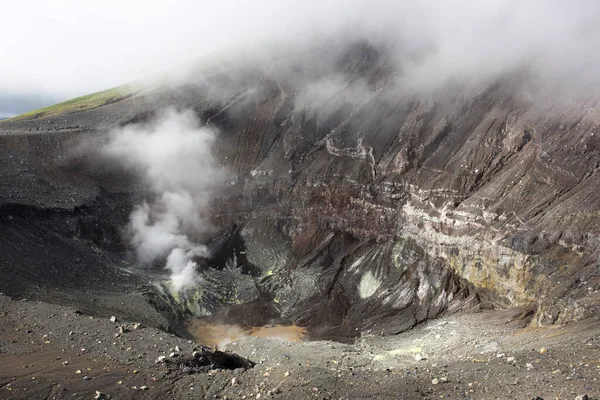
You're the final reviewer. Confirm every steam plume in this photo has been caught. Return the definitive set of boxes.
[103,109,224,291]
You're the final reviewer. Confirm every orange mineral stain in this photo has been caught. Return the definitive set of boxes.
[187,319,307,347]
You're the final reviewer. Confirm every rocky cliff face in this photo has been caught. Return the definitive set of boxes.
[2,40,600,339]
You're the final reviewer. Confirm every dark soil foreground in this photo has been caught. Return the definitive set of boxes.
[2,293,600,400]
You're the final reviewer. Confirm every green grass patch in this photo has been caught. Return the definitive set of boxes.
[9,84,140,121]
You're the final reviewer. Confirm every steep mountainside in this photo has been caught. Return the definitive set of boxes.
[1,41,599,340]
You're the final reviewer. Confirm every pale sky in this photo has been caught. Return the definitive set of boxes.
[1,0,362,98]
[2,0,600,116]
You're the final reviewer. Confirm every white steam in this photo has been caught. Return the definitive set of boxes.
[104,109,225,292]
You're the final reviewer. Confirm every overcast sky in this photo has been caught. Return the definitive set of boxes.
[2,0,600,117]
[1,0,360,97]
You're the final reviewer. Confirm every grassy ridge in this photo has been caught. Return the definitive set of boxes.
[9,85,140,121]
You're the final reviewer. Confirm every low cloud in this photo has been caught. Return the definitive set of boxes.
[4,1,600,103]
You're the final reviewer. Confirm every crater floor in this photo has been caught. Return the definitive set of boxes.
[2,294,600,399]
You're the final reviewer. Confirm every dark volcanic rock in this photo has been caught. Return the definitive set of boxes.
[169,348,255,374]
[1,40,599,338]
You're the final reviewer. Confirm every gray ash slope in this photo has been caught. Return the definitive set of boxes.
[1,40,599,340]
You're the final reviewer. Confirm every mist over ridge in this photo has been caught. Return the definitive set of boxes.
[4,0,600,104]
